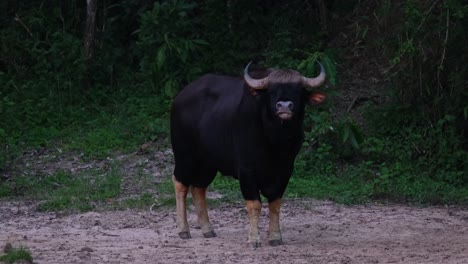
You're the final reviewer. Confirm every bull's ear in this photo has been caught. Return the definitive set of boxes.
[249,87,258,96]
[307,91,326,105]
[249,87,267,97]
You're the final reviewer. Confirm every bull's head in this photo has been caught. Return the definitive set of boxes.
[243,62,327,121]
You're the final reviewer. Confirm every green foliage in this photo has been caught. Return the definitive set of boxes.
[298,52,338,86]
[363,105,468,187]
[0,0,466,207]
[293,101,467,204]
[137,0,208,102]
[0,168,121,212]
[0,246,33,264]
[288,0,467,205]
[383,0,467,123]
[0,0,332,168]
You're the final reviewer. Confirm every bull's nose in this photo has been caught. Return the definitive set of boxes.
[276,101,294,110]
[276,101,294,120]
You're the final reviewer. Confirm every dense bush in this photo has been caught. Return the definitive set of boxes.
[1,0,466,204]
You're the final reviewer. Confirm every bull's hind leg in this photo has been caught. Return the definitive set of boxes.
[268,199,283,246]
[191,187,216,238]
[245,200,262,248]
[172,175,191,239]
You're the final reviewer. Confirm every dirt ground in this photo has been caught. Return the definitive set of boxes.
[2,145,468,263]
[1,199,467,264]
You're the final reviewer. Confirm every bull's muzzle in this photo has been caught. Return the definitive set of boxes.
[276,101,294,120]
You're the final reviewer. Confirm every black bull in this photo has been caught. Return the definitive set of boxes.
[170,62,326,247]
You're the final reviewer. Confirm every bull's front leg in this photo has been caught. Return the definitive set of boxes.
[245,199,262,248]
[268,198,283,246]
[172,175,191,239]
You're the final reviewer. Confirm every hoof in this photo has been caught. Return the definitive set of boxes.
[268,239,284,246]
[178,231,192,239]
[248,242,261,249]
[203,230,217,238]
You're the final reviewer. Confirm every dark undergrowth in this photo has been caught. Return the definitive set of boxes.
[0,0,466,210]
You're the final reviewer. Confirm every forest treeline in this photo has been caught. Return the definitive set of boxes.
[1,0,467,204]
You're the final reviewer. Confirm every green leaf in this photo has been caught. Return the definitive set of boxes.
[297,59,308,71]
[322,56,337,85]
[192,39,209,46]
[342,126,350,143]
[164,80,178,98]
[156,45,166,69]
[306,59,316,77]
[350,124,363,149]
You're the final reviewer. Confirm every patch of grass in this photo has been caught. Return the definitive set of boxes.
[369,164,468,205]
[210,174,242,204]
[58,102,170,159]
[123,192,155,209]
[38,169,121,212]
[0,244,33,264]
[124,177,177,210]
[290,160,468,205]
[62,110,169,159]
[65,127,130,159]
[1,90,170,168]
[113,176,178,210]
[155,177,175,195]
[0,183,11,198]
[0,167,122,212]
[286,174,373,204]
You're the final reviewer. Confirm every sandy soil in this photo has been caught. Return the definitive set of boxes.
[2,145,468,263]
[1,199,467,264]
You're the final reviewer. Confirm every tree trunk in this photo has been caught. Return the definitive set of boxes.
[315,0,328,33]
[83,0,97,90]
[84,0,97,60]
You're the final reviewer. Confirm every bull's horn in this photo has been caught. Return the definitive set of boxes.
[243,61,268,90]
[301,62,326,88]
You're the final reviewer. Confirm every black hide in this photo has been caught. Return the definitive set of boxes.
[170,73,313,202]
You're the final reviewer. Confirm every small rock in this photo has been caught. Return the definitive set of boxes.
[80,246,94,252]
[11,207,19,215]
[3,242,12,253]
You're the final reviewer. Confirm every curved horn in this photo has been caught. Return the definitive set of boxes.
[301,62,326,88]
[243,61,269,90]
